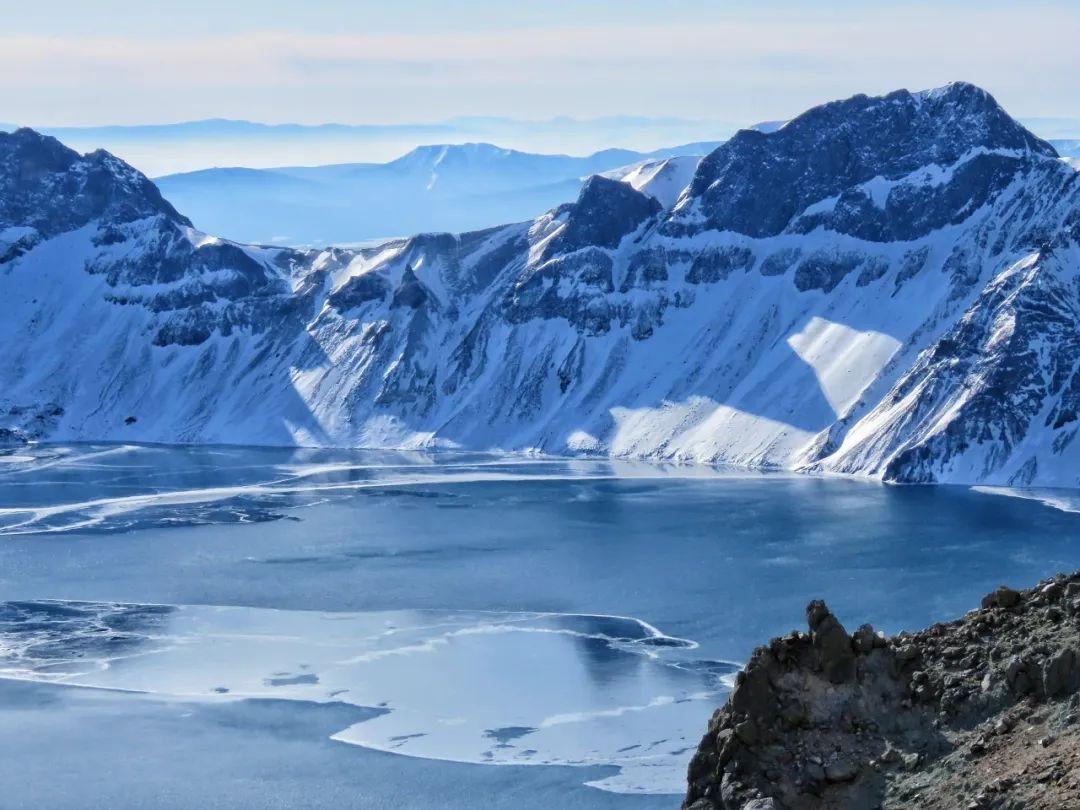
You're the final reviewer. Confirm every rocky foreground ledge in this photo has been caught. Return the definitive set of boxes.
[684,574,1080,809]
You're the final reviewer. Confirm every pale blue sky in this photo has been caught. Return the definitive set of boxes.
[6,1,1078,126]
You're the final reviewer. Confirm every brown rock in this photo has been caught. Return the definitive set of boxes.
[806,600,855,683]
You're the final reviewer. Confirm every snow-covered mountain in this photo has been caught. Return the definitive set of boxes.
[3,82,1079,487]
[154,142,716,245]
[602,155,701,208]
[1,116,735,176]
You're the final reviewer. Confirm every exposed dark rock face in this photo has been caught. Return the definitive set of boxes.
[0,427,28,446]
[329,270,391,311]
[686,246,755,285]
[683,574,1080,809]
[0,128,189,237]
[793,251,863,294]
[504,247,617,334]
[391,265,432,309]
[542,175,661,258]
[672,82,1057,241]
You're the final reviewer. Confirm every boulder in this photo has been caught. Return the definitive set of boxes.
[852,623,877,654]
[1004,656,1037,696]
[982,586,1021,609]
[1044,648,1079,698]
[806,600,855,683]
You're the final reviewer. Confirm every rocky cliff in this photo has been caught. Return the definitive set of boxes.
[683,575,1080,809]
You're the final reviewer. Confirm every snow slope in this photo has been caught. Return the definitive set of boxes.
[2,82,1078,487]
[602,155,700,208]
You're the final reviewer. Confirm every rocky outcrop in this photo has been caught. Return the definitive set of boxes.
[0,127,188,237]
[683,574,1080,809]
[541,175,661,257]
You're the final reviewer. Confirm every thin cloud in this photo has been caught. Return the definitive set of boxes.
[1,9,1077,125]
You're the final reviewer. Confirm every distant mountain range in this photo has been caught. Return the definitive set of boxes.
[0,116,737,176]
[154,141,721,245]
[1052,139,1080,172]
[2,83,1080,488]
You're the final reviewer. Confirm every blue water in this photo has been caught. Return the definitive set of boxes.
[0,443,1078,808]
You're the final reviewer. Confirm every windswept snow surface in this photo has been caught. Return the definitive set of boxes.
[2,83,1079,487]
[602,155,701,208]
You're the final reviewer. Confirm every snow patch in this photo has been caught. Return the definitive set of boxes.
[786,317,902,416]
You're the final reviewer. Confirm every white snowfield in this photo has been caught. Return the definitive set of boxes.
[603,155,701,209]
[2,83,1079,488]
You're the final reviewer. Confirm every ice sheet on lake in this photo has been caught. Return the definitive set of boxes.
[972,486,1080,515]
[0,600,737,794]
[0,443,784,536]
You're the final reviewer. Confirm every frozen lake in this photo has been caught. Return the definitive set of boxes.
[1,443,1078,808]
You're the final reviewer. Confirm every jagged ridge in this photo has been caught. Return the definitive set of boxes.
[1,84,1078,488]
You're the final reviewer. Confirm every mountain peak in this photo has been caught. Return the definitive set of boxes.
[676,83,1057,239]
[771,82,1052,158]
[0,127,189,237]
[914,80,991,103]
[1,127,81,174]
[389,142,517,171]
[540,174,661,258]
